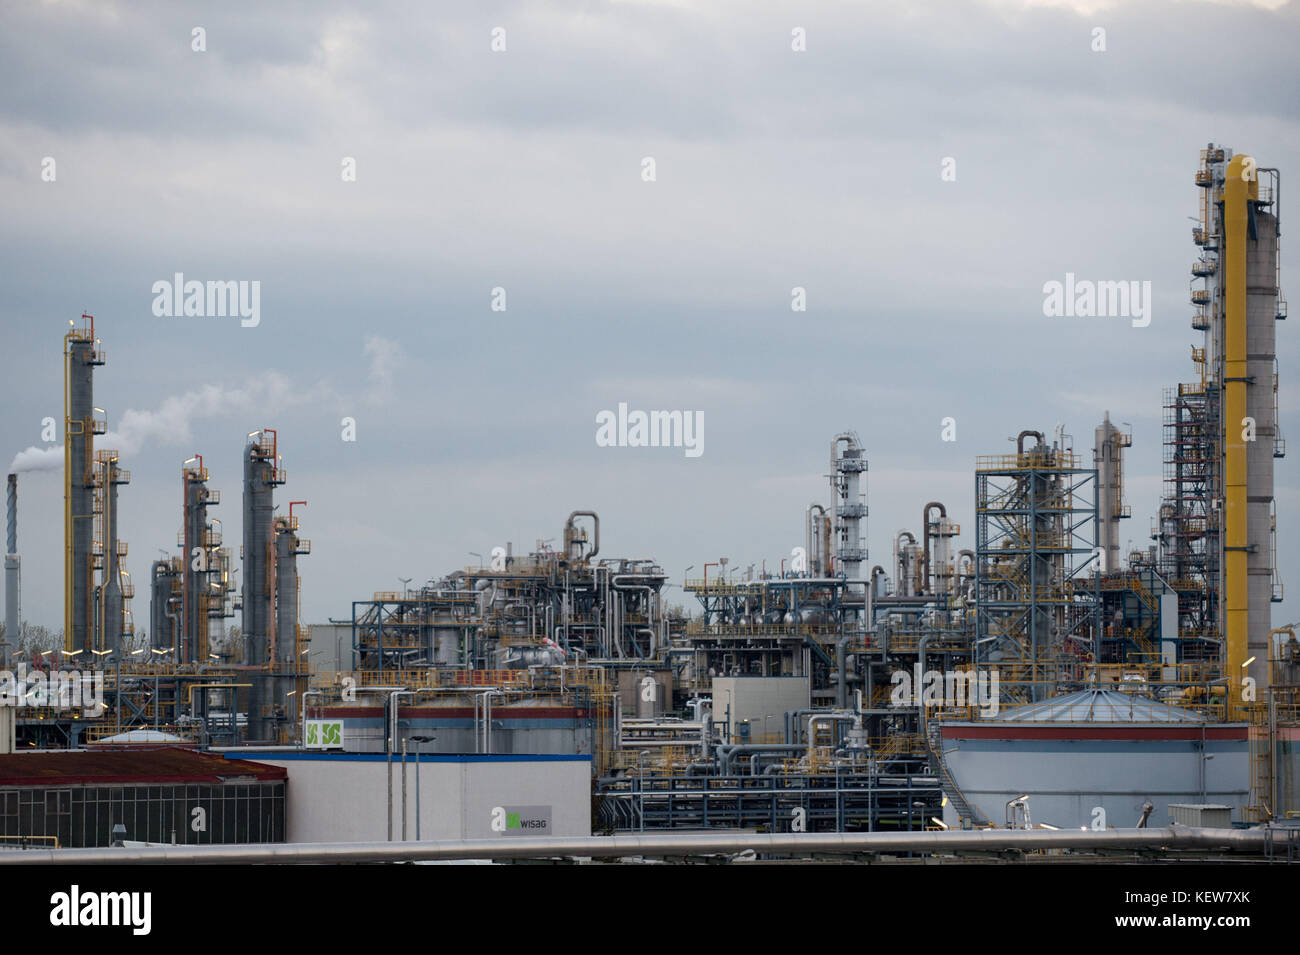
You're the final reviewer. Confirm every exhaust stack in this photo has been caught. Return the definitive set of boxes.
[4,473,17,668]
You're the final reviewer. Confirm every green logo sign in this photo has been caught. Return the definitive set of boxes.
[305,719,343,749]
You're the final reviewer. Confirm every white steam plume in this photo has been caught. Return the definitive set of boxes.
[7,372,306,473]
[8,446,62,473]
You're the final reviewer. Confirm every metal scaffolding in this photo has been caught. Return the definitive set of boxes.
[973,436,1100,702]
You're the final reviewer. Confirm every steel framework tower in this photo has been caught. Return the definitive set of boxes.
[974,432,1100,703]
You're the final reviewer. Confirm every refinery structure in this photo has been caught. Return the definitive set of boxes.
[0,144,1297,857]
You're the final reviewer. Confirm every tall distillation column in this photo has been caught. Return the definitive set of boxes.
[65,316,104,653]
[1219,150,1282,708]
[274,502,310,733]
[831,433,868,620]
[274,504,309,666]
[181,456,215,663]
[243,430,284,741]
[96,451,131,655]
[923,503,960,596]
[1094,412,1129,576]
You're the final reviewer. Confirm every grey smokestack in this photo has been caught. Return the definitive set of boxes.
[5,474,14,555]
[4,474,18,668]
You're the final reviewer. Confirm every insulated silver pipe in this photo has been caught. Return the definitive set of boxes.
[0,827,1280,865]
[806,713,858,761]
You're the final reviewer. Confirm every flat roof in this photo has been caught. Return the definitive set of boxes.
[0,747,288,787]
[222,752,593,763]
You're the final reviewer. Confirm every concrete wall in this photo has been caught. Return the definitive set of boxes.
[711,677,810,741]
[231,752,591,843]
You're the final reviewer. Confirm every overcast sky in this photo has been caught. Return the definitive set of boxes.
[0,0,1296,633]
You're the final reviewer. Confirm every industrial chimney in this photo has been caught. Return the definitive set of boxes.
[3,473,18,669]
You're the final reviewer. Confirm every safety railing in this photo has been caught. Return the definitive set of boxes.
[338,668,533,690]
[81,722,202,743]
[0,835,61,850]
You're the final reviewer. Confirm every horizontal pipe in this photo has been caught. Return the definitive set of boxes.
[0,827,1279,865]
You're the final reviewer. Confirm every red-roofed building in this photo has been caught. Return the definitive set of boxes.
[0,747,285,849]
